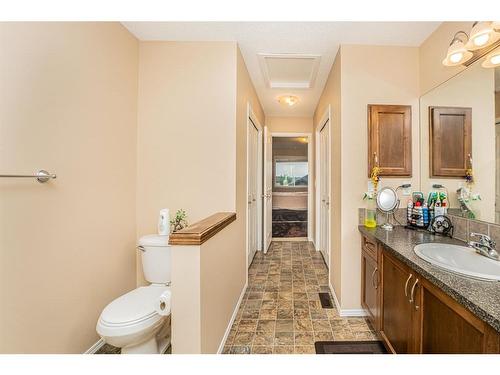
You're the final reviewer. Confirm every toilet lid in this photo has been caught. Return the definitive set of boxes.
[100,286,169,326]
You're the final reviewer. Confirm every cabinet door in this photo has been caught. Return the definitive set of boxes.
[380,251,414,353]
[418,279,499,353]
[361,251,379,329]
[368,104,412,177]
[429,106,472,177]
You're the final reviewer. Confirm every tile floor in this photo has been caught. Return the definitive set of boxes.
[222,241,378,354]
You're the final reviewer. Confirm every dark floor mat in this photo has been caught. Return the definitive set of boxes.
[318,292,334,308]
[315,341,388,354]
[272,221,307,237]
[272,208,307,221]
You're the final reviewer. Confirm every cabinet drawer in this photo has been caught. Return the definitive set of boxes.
[362,236,377,260]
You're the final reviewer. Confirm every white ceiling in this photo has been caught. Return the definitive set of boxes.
[123,22,441,117]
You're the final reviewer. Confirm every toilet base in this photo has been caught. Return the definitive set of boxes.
[121,337,158,354]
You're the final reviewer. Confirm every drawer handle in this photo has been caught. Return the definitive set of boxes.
[410,278,419,308]
[371,267,378,289]
[404,273,413,298]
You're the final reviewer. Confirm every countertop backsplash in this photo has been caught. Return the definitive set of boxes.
[358,207,500,251]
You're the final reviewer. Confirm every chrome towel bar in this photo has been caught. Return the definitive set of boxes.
[0,170,57,183]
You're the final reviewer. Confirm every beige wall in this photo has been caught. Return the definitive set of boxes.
[340,45,420,310]
[138,43,263,352]
[136,41,239,283]
[314,45,419,310]
[266,116,313,133]
[420,22,472,95]
[0,23,138,353]
[420,60,495,222]
[313,49,342,303]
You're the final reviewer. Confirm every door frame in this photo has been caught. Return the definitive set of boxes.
[315,105,331,270]
[270,132,313,242]
[246,103,263,271]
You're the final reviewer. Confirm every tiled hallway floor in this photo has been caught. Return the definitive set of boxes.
[223,241,378,354]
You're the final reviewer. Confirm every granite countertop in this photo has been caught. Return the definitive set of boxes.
[358,225,500,333]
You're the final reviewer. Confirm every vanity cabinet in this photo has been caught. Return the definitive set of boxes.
[379,249,420,353]
[361,236,380,330]
[360,237,500,354]
[416,278,499,353]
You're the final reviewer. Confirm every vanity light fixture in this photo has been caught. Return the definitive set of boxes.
[442,31,473,66]
[278,95,299,107]
[465,22,500,50]
[482,50,500,68]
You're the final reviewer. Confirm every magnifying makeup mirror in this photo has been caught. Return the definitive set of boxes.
[376,187,399,231]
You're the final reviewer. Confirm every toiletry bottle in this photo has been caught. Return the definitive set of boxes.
[364,199,377,228]
[423,202,429,227]
[158,208,170,236]
[407,198,413,225]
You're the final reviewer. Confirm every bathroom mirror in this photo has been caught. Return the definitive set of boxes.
[420,46,500,224]
[376,187,399,230]
[377,187,399,212]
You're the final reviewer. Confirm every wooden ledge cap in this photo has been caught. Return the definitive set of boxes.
[168,212,236,246]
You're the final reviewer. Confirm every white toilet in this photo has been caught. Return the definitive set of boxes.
[96,234,172,354]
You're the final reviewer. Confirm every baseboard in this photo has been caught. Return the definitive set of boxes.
[84,338,105,354]
[328,282,368,318]
[217,281,248,354]
[339,309,368,317]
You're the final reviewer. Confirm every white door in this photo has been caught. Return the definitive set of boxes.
[262,126,273,253]
[319,120,330,265]
[248,119,259,267]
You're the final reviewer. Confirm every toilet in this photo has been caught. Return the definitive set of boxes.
[96,234,172,354]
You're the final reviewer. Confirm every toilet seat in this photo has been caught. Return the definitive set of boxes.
[97,285,170,338]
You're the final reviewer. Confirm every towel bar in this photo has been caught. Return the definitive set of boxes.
[0,170,57,183]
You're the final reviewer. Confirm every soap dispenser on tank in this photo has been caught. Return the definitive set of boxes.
[158,208,170,236]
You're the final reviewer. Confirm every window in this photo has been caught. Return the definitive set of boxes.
[275,160,308,187]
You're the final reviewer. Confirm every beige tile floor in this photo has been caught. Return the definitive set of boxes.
[222,241,378,354]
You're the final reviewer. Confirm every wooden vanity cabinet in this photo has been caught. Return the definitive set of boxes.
[362,241,500,354]
[415,278,500,354]
[361,236,380,330]
[379,249,421,353]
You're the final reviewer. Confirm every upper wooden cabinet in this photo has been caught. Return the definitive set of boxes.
[429,106,472,177]
[368,104,412,177]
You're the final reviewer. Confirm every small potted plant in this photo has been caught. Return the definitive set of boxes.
[170,209,188,233]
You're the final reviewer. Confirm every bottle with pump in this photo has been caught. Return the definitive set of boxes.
[158,208,170,236]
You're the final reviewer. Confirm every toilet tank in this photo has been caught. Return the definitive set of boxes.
[138,234,171,284]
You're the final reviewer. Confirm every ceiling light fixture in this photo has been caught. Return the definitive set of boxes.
[466,21,500,50]
[442,31,473,66]
[278,95,299,107]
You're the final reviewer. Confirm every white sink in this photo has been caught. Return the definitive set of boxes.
[414,243,500,281]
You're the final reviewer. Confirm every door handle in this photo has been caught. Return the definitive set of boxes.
[404,274,413,298]
[409,279,419,309]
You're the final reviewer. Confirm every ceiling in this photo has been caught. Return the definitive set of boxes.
[123,22,441,117]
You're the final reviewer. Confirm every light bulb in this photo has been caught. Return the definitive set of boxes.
[450,52,464,63]
[481,51,500,68]
[473,33,490,46]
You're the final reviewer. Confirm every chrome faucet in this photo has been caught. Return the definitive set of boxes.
[468,232,499,261]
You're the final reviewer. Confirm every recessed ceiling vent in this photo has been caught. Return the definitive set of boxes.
[258,53,321,89]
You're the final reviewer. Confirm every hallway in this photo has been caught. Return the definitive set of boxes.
[223,241,377,354]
